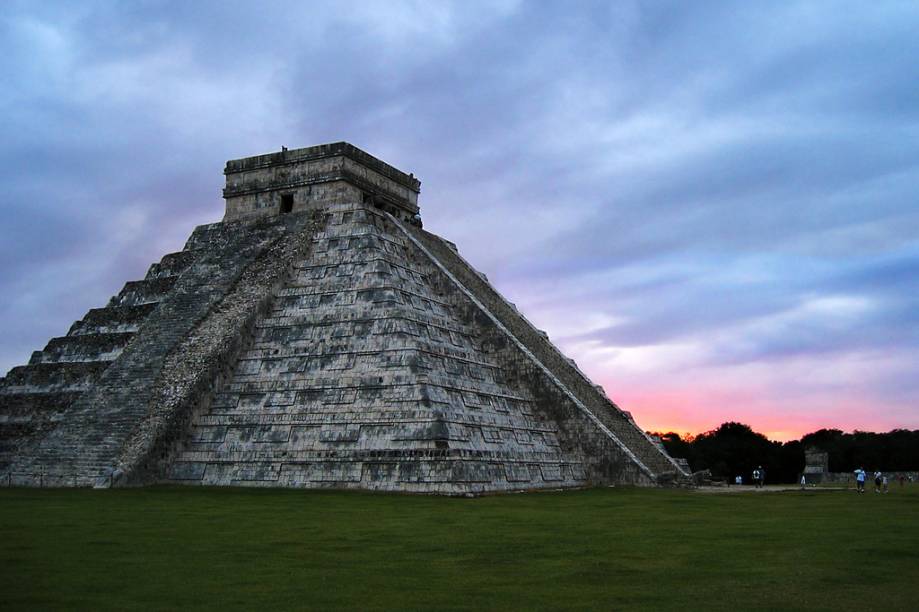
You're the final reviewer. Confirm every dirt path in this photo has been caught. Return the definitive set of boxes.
[693,484,849,493]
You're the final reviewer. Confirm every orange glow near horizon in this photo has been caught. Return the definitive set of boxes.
[602,383,906,443]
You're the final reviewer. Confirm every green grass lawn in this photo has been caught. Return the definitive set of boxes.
[2,485,917,611]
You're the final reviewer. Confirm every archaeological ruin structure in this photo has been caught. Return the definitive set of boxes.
[0,142,689,494]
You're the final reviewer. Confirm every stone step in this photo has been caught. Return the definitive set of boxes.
[67,303,158,336]
[1,362,108,393]
[144,250,198,279]
[30,332,134,364]
[108,276,179,307]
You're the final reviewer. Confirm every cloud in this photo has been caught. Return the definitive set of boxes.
[1,1,917,439]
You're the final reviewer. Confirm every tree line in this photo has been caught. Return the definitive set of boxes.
[653,423,919,483]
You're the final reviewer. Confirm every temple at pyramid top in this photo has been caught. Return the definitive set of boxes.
[223,142,422,223]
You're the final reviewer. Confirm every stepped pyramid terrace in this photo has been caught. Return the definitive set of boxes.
[0,142,689,494]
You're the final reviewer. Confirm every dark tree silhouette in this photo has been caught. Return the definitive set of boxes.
[652,424,919,483]
[801,428,919,472]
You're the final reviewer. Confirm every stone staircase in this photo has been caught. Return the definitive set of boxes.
[1,215,311,485]
[0,243,200,479]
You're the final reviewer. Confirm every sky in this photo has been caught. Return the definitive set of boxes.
[2,1,918,441]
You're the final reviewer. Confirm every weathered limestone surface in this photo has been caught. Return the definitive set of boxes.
[1,142,688,492]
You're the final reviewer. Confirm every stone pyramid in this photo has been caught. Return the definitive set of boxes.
[0,142,688,493]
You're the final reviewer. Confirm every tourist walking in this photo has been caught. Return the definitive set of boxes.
[854,468,866,493]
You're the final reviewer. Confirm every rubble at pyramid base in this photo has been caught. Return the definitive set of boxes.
[0,144,688,494]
